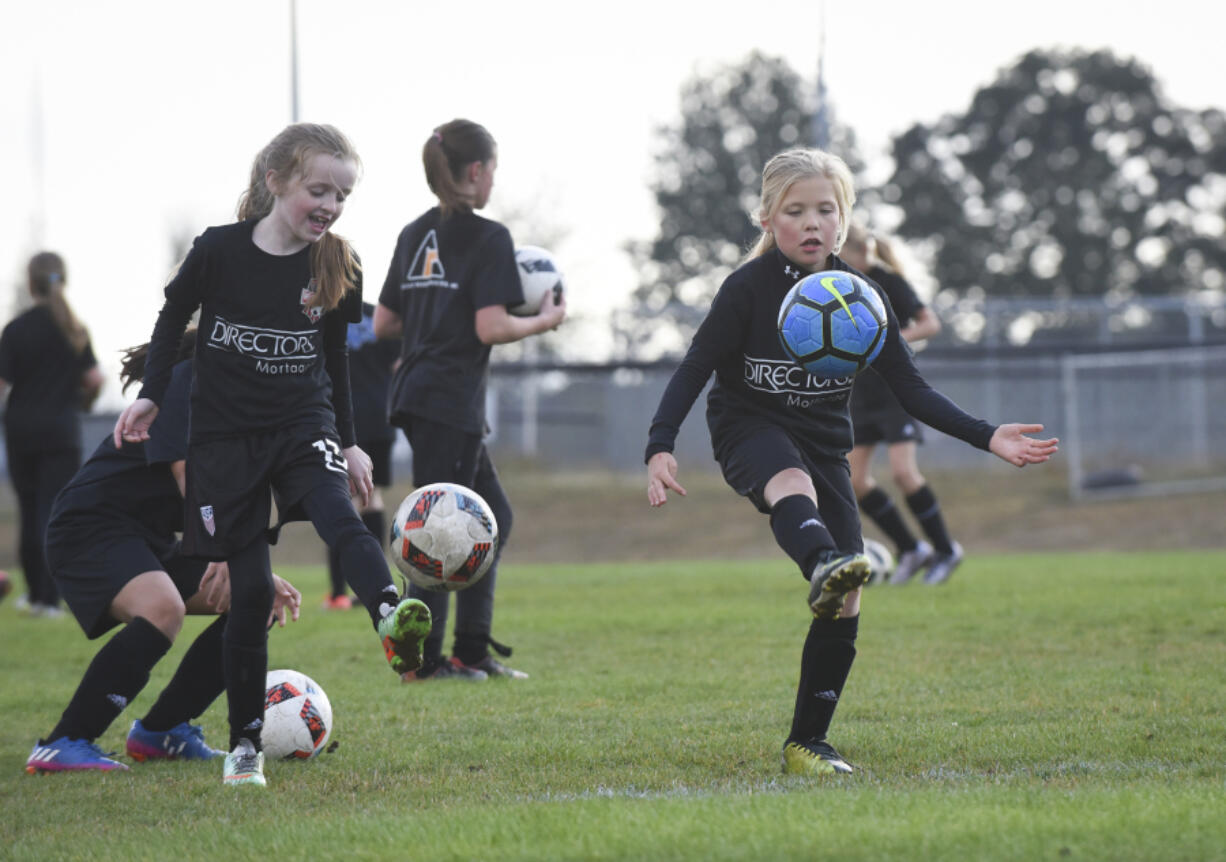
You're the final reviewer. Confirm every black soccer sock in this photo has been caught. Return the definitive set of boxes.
[46,616,172,743]
[361,510,386,554]
[905,485,954,554]
[858,488,918,553]
[769,494,837,578]
[339,531,402,628]
[301,486,400,628]
[224,540,274,752]
[141,615,227,732]
[789,614,859,744]
[326,543,346,599]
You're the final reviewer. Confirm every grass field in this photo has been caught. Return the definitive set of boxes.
[2,549,1224,861]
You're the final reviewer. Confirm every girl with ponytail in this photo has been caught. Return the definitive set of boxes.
[112,123,432,788]
[0,252,103,616]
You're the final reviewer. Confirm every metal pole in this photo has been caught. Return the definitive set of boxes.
[290,0,300,122]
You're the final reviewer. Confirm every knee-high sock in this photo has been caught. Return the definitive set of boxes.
[140,615,227,732]
[224,540,274,751]
[46,616,171,743]
[789,615,859,743]
[303,487,399,628]
[905,485,954,554]
[858,488,918,554]
[770,494,837,578]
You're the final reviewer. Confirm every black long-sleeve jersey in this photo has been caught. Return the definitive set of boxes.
[645,249,996,462]
[378,207,523,435]
[138,220,361,447]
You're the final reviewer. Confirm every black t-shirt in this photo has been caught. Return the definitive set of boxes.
[347,302,397,446]
[645,249,996,462]
[851,264,928,414]
[0,305,98,452]
[50,359,192,555]
[378,208,523,434]
[138,220,361,446]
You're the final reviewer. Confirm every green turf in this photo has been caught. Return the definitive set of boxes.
[2,551,1224,861]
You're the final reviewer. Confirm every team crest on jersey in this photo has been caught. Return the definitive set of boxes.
[407,230,445,281]
[300,279,322,323]
[200,505,216,536]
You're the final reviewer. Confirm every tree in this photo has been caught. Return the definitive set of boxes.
[885,48,1226,303]
[618,52,865,357]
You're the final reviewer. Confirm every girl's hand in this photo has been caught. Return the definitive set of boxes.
[269,574,302,628]
[989,423,1059,467]
[537,284,567,331]
[113,398,159,447]
[199,562,231,613]
[344,445,374,508]
[647,451,687,507]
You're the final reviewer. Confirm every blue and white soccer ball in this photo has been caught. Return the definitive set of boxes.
[777,270,888,380]
[390,483,500,593]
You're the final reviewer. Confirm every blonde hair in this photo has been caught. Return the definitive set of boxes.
[422,119,497,217]
[747,148,856,261]
[27,252,89,355]
[843,220,907,278]
[237,123,362,312]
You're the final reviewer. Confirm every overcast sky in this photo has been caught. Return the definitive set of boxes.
[2,0,1222,408]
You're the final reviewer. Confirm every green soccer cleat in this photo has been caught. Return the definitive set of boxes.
[808,552,871,619]
[222,739,265,787]
[378,598,432,674]
[782,738,854,775]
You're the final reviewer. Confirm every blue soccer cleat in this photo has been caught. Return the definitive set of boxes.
[26,738,129,774]
[126,719,225,762]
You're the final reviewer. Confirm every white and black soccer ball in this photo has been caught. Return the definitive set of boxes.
[777,270,888,380]
[510,245,565,316]
[390,482,499,593]
[263,669,332,760]
[862,538,896,586]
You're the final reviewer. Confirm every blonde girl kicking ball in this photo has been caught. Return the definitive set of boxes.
[114,123,431,787]
[645,148,1057,774]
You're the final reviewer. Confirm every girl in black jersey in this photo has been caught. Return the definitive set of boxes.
[645,148,1058,775]
[841,222,962,585]
[26,333,301,774]
[374,119,566,682]
[0,252,104,617]
[113,123,432,788]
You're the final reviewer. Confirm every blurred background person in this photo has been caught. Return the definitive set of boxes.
[324,301,398,610]
[0,252,103,616]
[840,224,963,585]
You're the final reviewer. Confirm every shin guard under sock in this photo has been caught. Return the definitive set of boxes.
[789,615,859,743]
[858,488,918,553]
[770,494,837,578]
[47,616,172,743]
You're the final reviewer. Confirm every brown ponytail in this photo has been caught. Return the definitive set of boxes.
[120,327,198,393]
[27,252,89,355]
[236,123,362,312]
[423,119,497,217]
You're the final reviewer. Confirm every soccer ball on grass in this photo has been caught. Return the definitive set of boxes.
[777,270,888,379]
[862,538,896,586]
[263,669,332,760]
[390,482,499,592]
